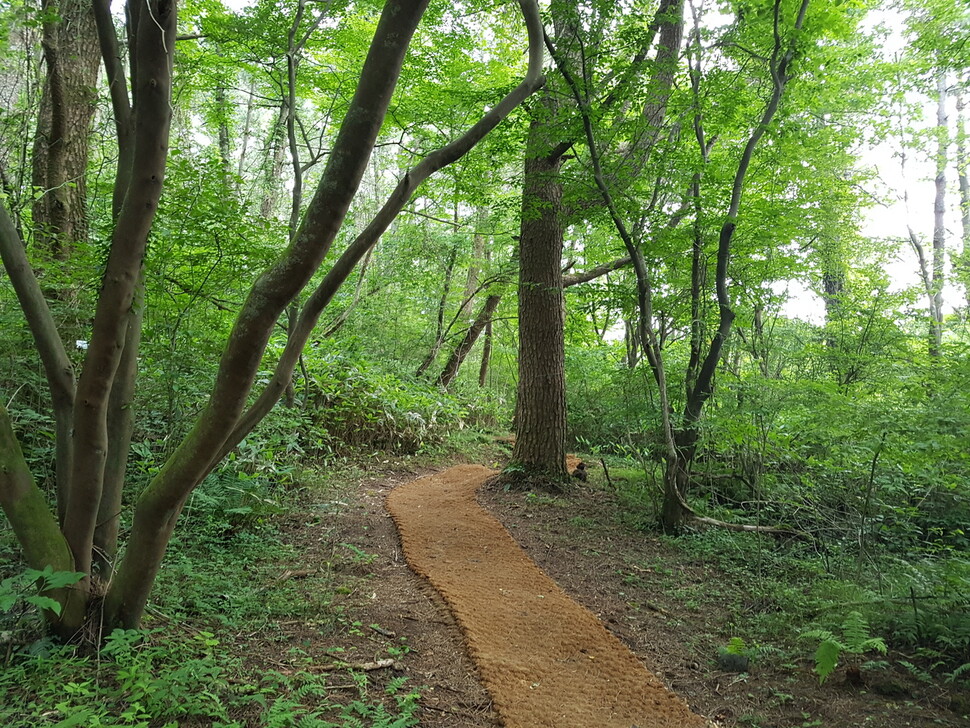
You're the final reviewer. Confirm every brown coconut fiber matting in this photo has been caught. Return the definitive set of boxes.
[387,464,709,728]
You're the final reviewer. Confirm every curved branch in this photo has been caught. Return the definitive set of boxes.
[104,0,432,629]
[685,0,811,424]
[0,198,75,516]
[211,0,546,463]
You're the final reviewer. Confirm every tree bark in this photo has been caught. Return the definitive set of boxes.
[506,108,569,486]
[32,0,101,262]
[956,86,970,309]
[478,317,493,387]
[0,404,82,639]
[94,276,144,576]
[62,0,176,594]
[102,0,432,631]
[0,202,75,520]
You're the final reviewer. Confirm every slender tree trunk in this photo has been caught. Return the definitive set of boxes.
[93,276,144,576]
[820,240,846,351]
[237,78,256,180]
[461,212,487,319]
[929,68,947,356]
[215,86,232,175]
[956,87,970,310]
[416,238,459,376]
[259,110,287,218]
[436,292,502,389]
[658,0,809,532]
[478,317,492,387]
[624,318,640,368]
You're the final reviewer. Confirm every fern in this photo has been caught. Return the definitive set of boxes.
[813,639,841,683]
[800,611,887,684]
[899,660,933,684]
[947,662,970,684]
[841,612,886,654]
[725,637,747,655]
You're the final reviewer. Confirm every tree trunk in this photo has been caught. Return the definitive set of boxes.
[416,238,460,376]
[460,212,487,319]
[62,0,177,603]
[506,108,569,486]
[956,86,970,310]
[624,318,640,368]
[436,292,502,389]
[93,276,144,576]
[31,0,101,263]
[657,0,809,532]
[929,68,947,356]
[101,0,432,631]
[1,0,546,640]
[478,317,492,387]
[660,430,698,532]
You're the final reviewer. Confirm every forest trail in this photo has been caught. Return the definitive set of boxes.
[387,464,710,728]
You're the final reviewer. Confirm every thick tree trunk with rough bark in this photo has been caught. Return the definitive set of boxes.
[505,113,569,487]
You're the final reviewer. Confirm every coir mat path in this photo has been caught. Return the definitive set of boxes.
[387,464,710,728]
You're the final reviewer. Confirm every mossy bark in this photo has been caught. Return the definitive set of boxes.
[0,404,83,637]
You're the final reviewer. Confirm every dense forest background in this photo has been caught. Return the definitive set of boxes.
[1,0,969,724]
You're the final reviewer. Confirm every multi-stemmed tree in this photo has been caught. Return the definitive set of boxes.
[0,0,545,640]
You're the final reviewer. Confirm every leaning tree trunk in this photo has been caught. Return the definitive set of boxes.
[436,292,502,389]
[0,0,546,640]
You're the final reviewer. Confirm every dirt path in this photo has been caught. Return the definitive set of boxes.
[387,464,710,728]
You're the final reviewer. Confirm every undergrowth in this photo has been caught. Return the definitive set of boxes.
[0,459,426,727]
[587,455,970,681]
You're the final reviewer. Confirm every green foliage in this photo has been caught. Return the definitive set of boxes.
[301,352,468,455]
[0,626,423,727]
[0,628,233,726]
[256,669,420,728]
[0,567,84,618]
[800,611,888,684]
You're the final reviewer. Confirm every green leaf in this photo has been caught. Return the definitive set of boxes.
[25,595,63,615]
[814,639,841,684]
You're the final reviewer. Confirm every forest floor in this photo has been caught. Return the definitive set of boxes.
[230,455,969,728]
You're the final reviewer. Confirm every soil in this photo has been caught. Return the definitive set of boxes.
[261,459,970,728]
